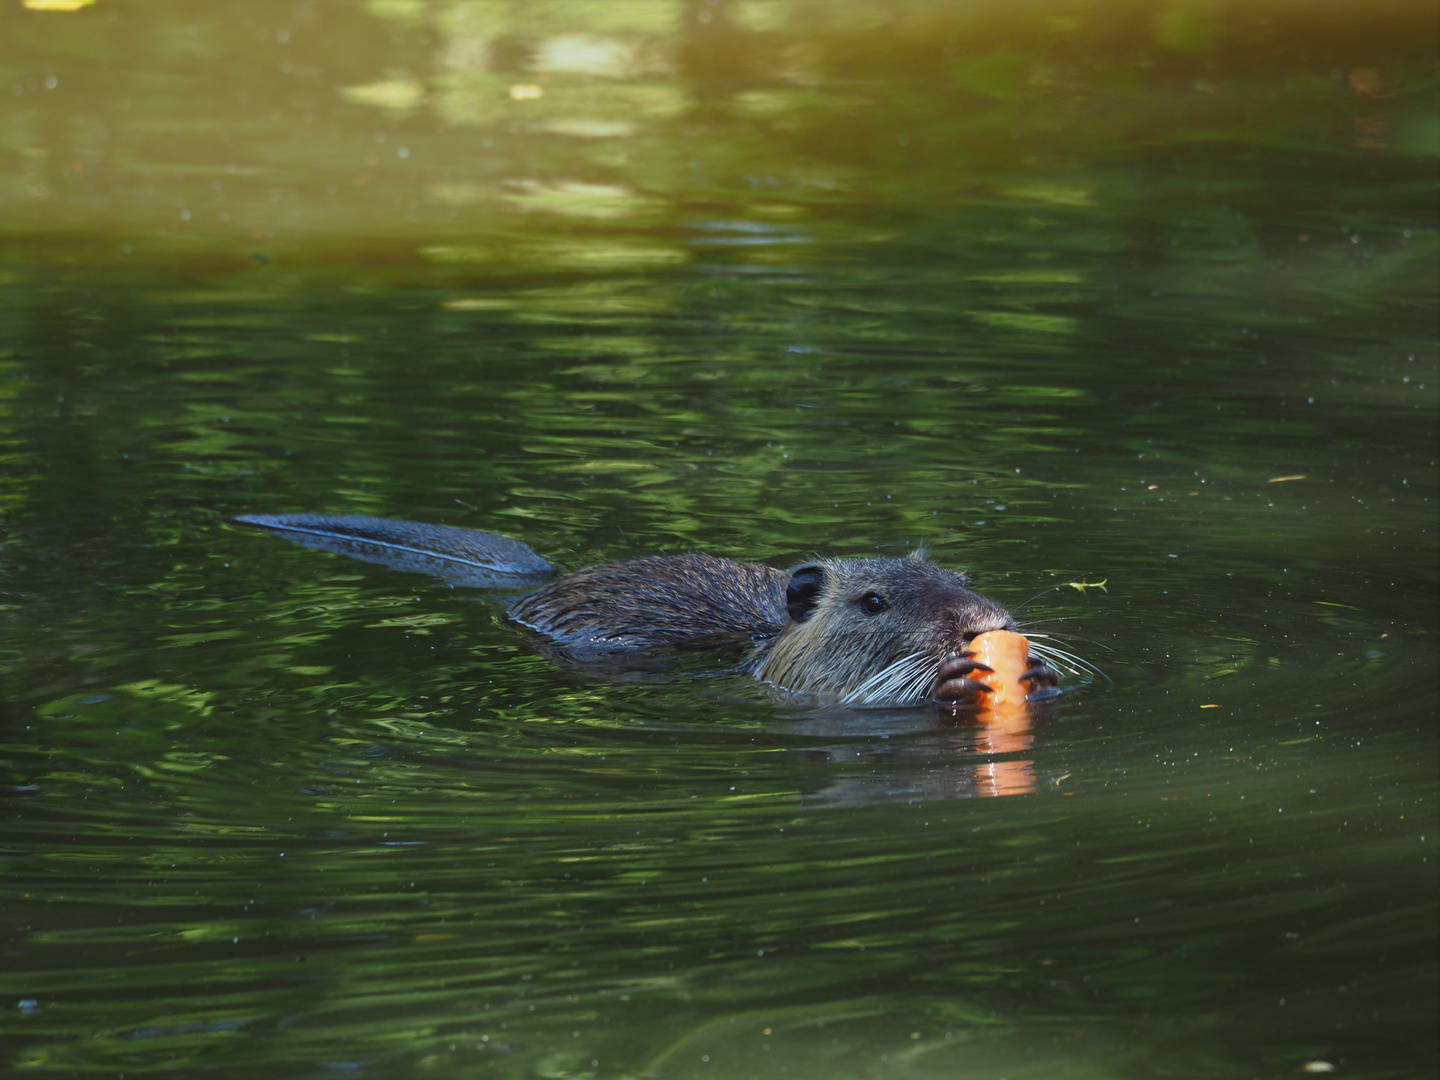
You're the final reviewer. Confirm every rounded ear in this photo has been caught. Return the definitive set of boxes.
[786,565,825,624]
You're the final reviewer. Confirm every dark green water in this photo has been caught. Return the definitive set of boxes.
[1,2,1437,1077]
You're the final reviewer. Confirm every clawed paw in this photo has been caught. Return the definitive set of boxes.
[932,651,994,705]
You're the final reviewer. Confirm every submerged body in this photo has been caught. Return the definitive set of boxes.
[238,513,1059,708]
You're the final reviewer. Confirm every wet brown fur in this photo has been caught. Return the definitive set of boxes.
[507,553,789,661]
[508,548,1018,704]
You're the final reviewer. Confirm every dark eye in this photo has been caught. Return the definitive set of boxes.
[860,593,888,615]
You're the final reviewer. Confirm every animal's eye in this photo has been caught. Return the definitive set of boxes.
[860,593,888,615]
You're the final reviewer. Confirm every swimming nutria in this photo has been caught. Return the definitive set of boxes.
[237,513,1059,708]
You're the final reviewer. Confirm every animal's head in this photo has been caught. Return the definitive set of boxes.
[758,550,1016,704]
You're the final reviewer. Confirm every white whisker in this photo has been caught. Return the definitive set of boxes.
[1026,639,1107,681]
[841,650,934,706]
[1025,630,1115,655]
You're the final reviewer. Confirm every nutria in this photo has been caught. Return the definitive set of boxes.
[237,513,1060,708]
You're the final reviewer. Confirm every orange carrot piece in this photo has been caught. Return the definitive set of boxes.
[966,630,1033,712]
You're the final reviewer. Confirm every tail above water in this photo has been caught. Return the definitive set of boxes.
[235,513,554,590]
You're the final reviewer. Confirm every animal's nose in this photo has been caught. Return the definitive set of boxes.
[959,610,1013,643]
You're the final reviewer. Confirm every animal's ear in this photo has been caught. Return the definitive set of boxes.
[907,546,927,562]
[786,565,825,624]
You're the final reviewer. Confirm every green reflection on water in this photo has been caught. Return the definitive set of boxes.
[1,0,1437,1077]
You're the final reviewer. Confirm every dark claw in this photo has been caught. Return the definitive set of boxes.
[936,652,993,680]
[1020,661,1061,702]
[1019,663,1057,687]
[932,651,994,705]
[933,679,993,706]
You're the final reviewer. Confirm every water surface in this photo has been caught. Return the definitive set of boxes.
[1,2,1436,1077]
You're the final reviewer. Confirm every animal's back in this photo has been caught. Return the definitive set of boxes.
[506,553,789,661]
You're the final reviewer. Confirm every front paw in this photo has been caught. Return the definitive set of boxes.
[1020,661,1060,701]
[932,651,993,705]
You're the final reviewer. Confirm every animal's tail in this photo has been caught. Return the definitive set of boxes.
[235,513,553,589]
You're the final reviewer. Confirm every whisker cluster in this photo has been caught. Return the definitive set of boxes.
[1025,637,1108,682]
[840,650,938,707]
